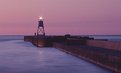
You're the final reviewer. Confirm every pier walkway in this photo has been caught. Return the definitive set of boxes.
[0,40,112,73]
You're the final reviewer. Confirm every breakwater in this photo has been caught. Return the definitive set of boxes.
[24,35,121,73]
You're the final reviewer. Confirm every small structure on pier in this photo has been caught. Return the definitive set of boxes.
[37,17,45,36]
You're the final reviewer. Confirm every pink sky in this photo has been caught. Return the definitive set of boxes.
[0,0,121,35]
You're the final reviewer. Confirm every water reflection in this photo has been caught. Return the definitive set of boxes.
[0,40,112,73]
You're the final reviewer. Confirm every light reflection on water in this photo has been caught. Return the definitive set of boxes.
[0,40,112,73]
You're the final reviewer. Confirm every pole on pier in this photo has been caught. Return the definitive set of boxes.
[37,16,45,36]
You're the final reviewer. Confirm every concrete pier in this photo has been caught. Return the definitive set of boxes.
[24,35,121,73]
[24,35,93,46]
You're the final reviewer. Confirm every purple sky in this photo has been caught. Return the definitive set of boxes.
[0,0,121,35]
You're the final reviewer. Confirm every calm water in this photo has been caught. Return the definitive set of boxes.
[90,35,121,42]
[0,35,115,73]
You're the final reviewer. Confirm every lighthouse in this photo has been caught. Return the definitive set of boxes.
[37,17,45,36]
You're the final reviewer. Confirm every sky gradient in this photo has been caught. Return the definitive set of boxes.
[0,0,121,35]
